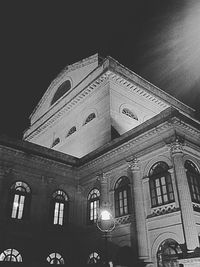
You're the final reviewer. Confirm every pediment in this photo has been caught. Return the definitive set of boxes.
[30,54,99,125]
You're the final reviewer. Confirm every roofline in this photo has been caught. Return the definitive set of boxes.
[106,56,195,116]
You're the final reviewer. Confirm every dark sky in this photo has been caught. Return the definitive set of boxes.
[1,0,200,139]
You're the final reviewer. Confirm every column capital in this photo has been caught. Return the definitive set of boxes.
[170,138,184,155]
[127,157,140,172]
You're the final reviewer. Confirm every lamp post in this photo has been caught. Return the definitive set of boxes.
[97,209,115,267]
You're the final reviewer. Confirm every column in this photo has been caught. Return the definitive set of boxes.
[142,176,151,217]
[128,158,149,262]
[171,139,199,251]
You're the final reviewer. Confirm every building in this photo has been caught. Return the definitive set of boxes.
[0,54,200,267]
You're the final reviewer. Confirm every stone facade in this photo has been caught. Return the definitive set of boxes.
[0,55,200,266]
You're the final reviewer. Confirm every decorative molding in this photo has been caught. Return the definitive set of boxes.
[148,202,179,217]
[127,157,140,172]
[109,72,169,110]
[115,214,131,225]
[170,138,184,155]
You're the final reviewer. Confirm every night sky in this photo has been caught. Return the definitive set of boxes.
[1,0,200,139]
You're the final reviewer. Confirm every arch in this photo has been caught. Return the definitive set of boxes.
[9,181,31,220]
[51,79,72,105]
[151,232,183,263]
[143,156,172,178]
[46,252,64,265]
[87,251,100,264]
[0,248,22,262]
[182,155,200,172]
[157,239,182,267]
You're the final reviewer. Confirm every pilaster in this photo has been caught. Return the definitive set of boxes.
[127,158,150,263]
[171,139,199,251]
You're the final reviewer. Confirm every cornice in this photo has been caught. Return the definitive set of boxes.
[78,114,200,174]
[79,121,173,173]
[0,144,75,174]
[109,71,169,110]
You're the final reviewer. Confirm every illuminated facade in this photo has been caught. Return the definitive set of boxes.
[0,55,200,266]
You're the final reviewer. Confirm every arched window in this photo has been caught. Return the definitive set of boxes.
[114,176,131,217]
[51,190,69,226]
[0,248,22,262]
[185,160,200,204]
[87,252,100,264]
[51,80,71,105]
[88,189,100,224]
[157,239,182,267]
[47,252,64,265]
[51,137,60,148]
[83,113,96,125]
[8,181,31,220]
[149,162,174,207]
[66,126,76,137]
[122,108,138,120]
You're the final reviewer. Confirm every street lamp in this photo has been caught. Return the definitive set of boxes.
[97,209,115,266]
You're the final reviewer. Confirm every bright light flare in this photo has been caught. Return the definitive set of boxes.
[100,210,111,221]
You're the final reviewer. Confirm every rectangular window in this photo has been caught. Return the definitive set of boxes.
[11,194,25,219]
[54,202,64,225]
[89,200,99,222]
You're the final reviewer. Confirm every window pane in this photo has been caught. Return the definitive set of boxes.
[11,194,19,218]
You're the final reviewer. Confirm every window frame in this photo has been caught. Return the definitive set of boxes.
[122,107,138,120]
[149,162,174,208]
[114,176,131,218]
[185,160,200,204]
[51,190,69,227]
[51,137,60,148]
[83,113,96,126]
[87,251,100,264]
[0,248,22,262]
[9,181,31,221]
[47,252,65,265]
[66,126,76,138]
[87,188,100,224]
